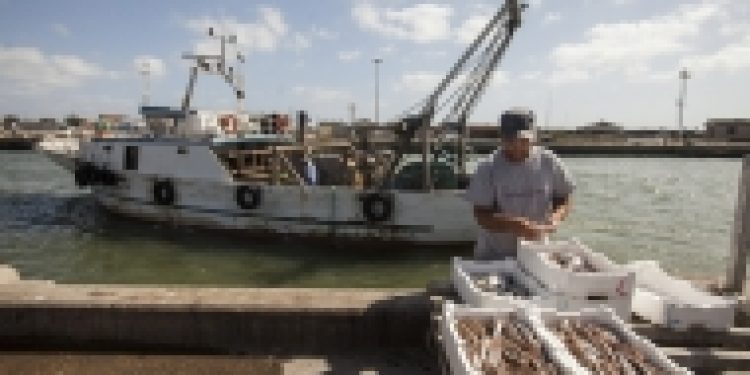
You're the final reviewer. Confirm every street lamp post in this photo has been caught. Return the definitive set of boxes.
[373,58,383,124]
[677,68,691,144]
[138,61,151,107]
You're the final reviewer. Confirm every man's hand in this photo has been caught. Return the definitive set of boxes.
[518,220,553,241]
[474,206,561,241]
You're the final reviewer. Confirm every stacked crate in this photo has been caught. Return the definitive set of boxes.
[443,238,695,373]
[441,302,584,374]
[441,303,690,374]
[625,260,736,331]
[536,307,691,374]
[451,257,554,309]
[517,239,635,321]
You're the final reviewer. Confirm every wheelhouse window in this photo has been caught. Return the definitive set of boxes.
[124,145,139,170]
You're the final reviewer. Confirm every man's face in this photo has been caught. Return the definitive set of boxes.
[500,137,532,162]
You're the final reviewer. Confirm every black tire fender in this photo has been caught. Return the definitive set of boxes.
[153,179,176,206]
[100,168,120,186]
[361,192,394,223]
[236,185,262,210]
[74,162,92,186]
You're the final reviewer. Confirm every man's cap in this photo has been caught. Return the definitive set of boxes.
[499,108,535,140]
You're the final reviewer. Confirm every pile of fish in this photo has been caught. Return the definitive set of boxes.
[549,319,668,374]
[456,316,560,374]
[471,272,530,297]
[544,252,598,273]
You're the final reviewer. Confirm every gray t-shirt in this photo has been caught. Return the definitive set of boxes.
[465,146,574,259]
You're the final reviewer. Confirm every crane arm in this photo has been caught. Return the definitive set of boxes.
[379,0,526,189]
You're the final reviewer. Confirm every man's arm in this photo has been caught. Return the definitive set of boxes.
[546,195,571,227]
[473,206,546,241]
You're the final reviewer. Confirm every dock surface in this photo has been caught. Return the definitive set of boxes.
[0,267,749,373]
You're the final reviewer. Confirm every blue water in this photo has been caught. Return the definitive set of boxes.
[0,151,742,286]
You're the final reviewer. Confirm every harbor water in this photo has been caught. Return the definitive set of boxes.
[0,150,741,287]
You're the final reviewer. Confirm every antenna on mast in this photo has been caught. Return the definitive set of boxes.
[181,28,246,113]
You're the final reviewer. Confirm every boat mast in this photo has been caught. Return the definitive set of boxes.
[180,27,246,115]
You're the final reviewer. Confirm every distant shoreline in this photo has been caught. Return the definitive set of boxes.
[545,144,750,158]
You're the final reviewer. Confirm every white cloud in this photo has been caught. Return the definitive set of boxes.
[488,70,509,89]
[549,69,590,85]
[292,86,351,103]
[719,22,750,37]
[0,46,115,93]
[397,71,443,92]
[549,1,721,83]
[423,50,448,59]
[379,45,396,55]
[520,71,542,81]
[132,56,166,78]
[337,50,361,62]
[352,2,525,45]
[51,23,70,37]
[543,12,562,25]
[185,7,288,54]
[528,0,543,9]
[682,34,750,73]
[311,26,338,40]
[290,33,311,52]
[352,2,452,43]
[456,14,491,43]
[397,70,507,94]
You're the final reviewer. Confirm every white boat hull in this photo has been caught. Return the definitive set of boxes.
[93,175,478,246]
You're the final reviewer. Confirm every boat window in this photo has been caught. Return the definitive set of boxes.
[124,145,139,170]
[177,146,188,155]
[103,145,112,153]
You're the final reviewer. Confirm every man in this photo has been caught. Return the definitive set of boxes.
[465,108,574,260]
[304,156,318,185]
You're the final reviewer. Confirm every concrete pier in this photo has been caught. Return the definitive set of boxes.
[0,263,441,374]
[1,266,750,373]
[0,282,430,354]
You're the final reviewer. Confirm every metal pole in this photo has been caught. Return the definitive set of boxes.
[727,155,750,293]
[422,119,430,191]
[139,61,151,107]
[373,58,382,124]
[458,118,467,184]
[678,68,690,144]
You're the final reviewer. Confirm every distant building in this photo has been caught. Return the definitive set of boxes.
[577,120,624,135]
[3,115,20,130]
[65,115,87,128]
[467,123,499,139]
[317,121,353,139]
[98,114,127,129]
[17,118,62,131]
[706,118,750,141]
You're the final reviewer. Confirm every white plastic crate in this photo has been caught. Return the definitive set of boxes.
[536,307,692,374]
[452,257,632,320]
[441,302,585,375]
[518,239,634,315]
[549,291,632,323]
[451,257,555,309]
[625,260,736,331]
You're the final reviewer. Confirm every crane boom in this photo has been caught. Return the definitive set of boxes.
[380,0,527,190]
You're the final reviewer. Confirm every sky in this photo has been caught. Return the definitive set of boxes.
[0,0,748,129]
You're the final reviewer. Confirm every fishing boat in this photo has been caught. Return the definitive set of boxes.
[48,0,527,248]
